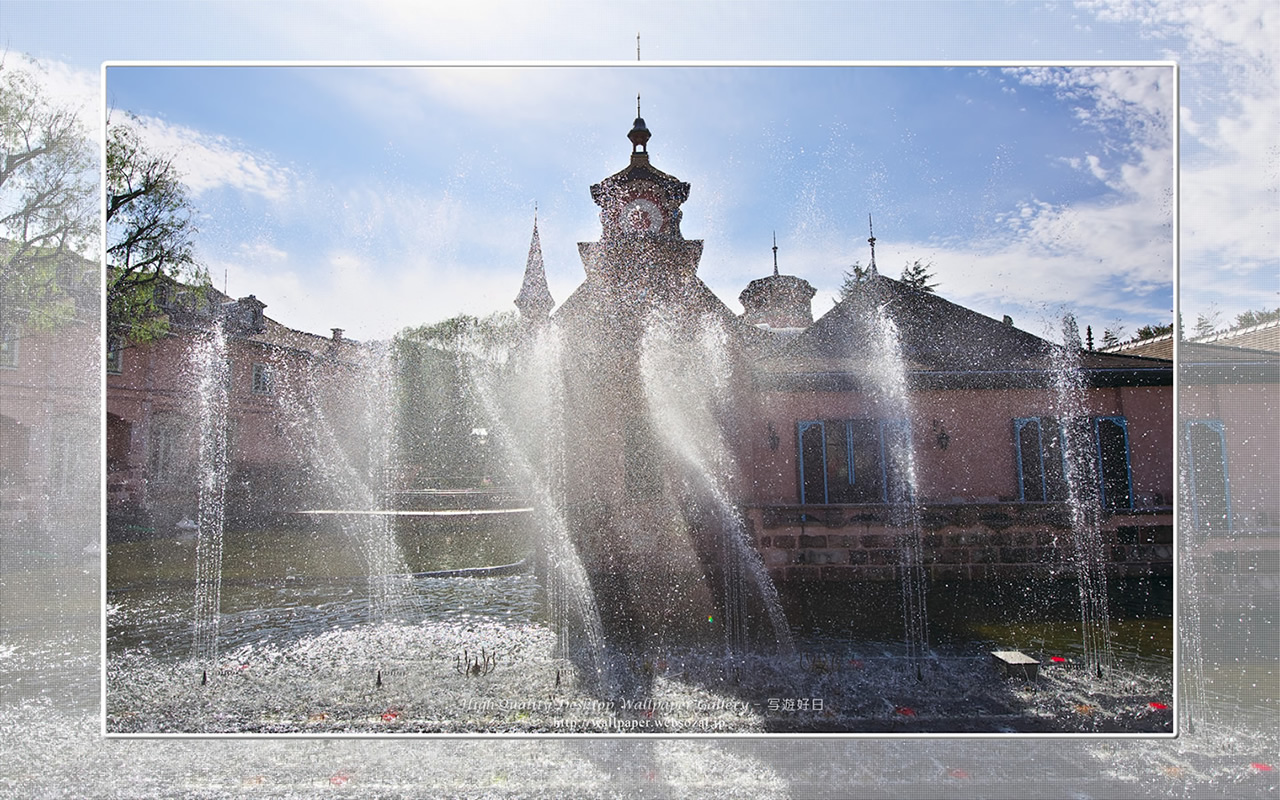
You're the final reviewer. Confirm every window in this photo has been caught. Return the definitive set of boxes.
[106,341,123,374]
[1184,420,1230,532]
[1094,416,1134,510]
[1013,415,1132,509]
[797,419,908,504]
[251,363,274,395]
[1013,417,1069,501]
[148,414,189,486]
[0,326,18,369]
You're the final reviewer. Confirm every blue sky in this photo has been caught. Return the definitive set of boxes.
[6,2,1276,343]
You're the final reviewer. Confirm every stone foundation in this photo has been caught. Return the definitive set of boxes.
[747,502,1173,585]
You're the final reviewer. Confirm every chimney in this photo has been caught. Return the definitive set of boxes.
[331,328,344,343]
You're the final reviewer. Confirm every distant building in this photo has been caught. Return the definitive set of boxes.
[0,250,99,541]
[105,281,364,536]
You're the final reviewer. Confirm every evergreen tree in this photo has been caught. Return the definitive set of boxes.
[899,259,938,292]
[1193,306,1222,339]
[1135,322,1173,340]
[838,261,874,301]
[1234,307,1280,329]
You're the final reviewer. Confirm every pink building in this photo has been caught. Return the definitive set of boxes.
[513,111,1175,615]
[106,283,362,537]
[0,264,99,544]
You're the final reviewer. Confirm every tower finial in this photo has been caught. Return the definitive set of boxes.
[637,32,641,61]
[772,231,779,277]
[628,98,651,155]
[867,213,877,275]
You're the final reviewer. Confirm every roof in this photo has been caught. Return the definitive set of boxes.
[589,152,690,208]
[1101,332,1174,360]
[752,275,1171,390]
[243,316,360,361]
[1189,319,1280,353]
[157,279,361,361]
[554,268,742,330]
[1179,340,1279,385]
[514,220,554,319]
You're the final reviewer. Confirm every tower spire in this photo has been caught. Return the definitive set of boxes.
[867,213,878,275]
[515,210,554,321]
[772,231,779,278]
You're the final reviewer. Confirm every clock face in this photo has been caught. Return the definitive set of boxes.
[622,197,663,233]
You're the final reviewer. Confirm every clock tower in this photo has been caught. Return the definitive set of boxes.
[575,104,707,296]
[548,107,755,651]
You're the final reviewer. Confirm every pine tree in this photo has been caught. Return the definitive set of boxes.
[1135,322,1173,340]
[1193,306,1222,339]
[899,259,938,292]
[1234,307,1280,329]
[838,261,874,301]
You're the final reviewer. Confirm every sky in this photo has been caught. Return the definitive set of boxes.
[4,1,1276,344]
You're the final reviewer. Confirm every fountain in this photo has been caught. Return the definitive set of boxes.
[189,323,229,673]
[104,106,1175,735]
[1051,313,1114,679]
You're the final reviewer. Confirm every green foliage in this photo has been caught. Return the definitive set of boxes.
[899,259,938,293]
[839,258,939,301]
[388,312,519,486]
[0,60,97,331]
[838,261,874,301]
[1134,322,1173,340]
[1234,307,1280,329]
[398,311,519,364]
[1193,306,1222,339]
[106,112,202,343]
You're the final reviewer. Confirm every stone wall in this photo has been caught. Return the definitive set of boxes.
[747,502,1173,586]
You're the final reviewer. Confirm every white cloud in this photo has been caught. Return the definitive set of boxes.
[217,243,525,342]
[127,115,294,201]
[1076,0,1280,322]
[236,239,288,264]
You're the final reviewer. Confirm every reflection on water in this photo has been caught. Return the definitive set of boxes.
[108,527,540,659]
[108,572,541,660]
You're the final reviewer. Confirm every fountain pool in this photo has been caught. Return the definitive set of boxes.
[106,525,1172,734]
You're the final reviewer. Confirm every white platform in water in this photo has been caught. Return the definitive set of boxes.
[991,650,1040,680]
[298,508,533,517]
